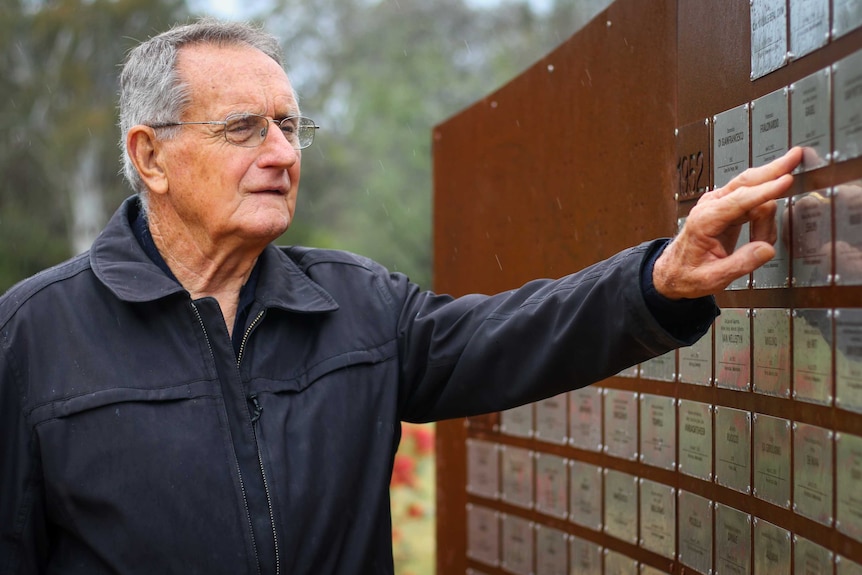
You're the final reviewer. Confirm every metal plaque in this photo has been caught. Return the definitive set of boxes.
[789,0,829,59]
[838,556,862,575]
[535,393,568,445]
[535,525,567,575]
[501,446,533,509]
[640,394,676,470]
[679,400,713,480]
[716,309,751,390]
[678,490,713,574]
[751,0,788,79]
[605,550,638,575]
[570,535,602,575]
[714,104,750,189]
[639,479,676,559]
[752,88,789,168]
[752,308,791,397]
[467,439,499,499]
[603,389,639,461]
[501,403,533,438]
[753,414,791,508]
[715,406,752,493]
[834,49,862,162]
[835,180,862,285]
[535,453,568,519]
[604,469,638,544]
[568,386,602,452]
[753,518,791,575]
[569,461,603,530]
[792,190,833,287]
[715,504,752,575]
[729,222,752,290]
[641,350,676,382]
[501,513,533,575]
[753,198,790,288]
[837,308,862,411]
[641,566,668,575]
[793,423,834,525]
[790,68,831,172]
[679,325,714,385]
[834,0,862,38]
[467,504,500,567]
[676,118,712,200]
[793,309,834,405]
[618,364,639,378]
[794,535,833,575]
[837,432,862,542]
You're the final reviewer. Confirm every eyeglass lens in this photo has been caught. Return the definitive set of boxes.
[224,114,315,149]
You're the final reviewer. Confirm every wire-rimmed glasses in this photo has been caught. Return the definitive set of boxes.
[148,113,319,149]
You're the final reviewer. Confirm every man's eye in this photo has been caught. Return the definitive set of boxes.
[226,118,256,134]
[279,119,298,135]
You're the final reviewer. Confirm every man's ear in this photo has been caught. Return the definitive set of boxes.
[127,126,169,195]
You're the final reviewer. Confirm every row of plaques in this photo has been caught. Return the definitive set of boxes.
[466,501,862,575]
[486,411,862,536]
[618,307,862,411]
[751,0,861,79]
[677,46,862,199]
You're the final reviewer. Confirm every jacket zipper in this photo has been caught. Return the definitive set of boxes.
[238,311,281,575]
[191,302,263,575]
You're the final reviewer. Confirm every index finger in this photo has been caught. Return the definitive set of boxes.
[715,147,803,199]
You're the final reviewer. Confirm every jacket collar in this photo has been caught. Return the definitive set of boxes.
[91,196,339,314]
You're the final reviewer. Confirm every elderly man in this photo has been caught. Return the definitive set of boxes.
[0,18,801,575]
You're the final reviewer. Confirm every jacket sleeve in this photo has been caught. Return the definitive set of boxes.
[0,340,47,575]
[394,240,718,423]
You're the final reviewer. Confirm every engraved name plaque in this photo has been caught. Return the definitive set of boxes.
[794,535,833,575]
[751,0,788,79]
[789,0,829,59]
[716,504,752,575]
[792,190,833,287]
[793,422,834,525]
[834,49,862,162]
[569,386,603,452]
[641,567,668,575]
[641,350,676,382]
[753,199,790,288]
[837,308,862,412]
[501,513,533,575]
[678,491,713,574]
[753,414,791,508]
[835,180,862,286]
[834,0,862,39]
[639,479,676,559]
[679,400,713,480]
[716,309,751,390]
[790,68,831,172]
[501,446,533,509]
[753,518,791,575]
[752,88,789,168]
[714,104,750,189]
[679,326,713,385]
[467,439,499,499]
[640,394,676,470]
[618,364,639,378]
[501,403,533,438]
[569,461,603,530]
[604,389,639,461]
[838,556,862,575]
[535,393,568,445]
[793,309,834,405]
[753,308,791,397]
[467,504,499,567]
[535,453,568,519]
[604,469,638,544]
[837,432,862,542]
[570,535,602,575]
[715,406,752,493]
[535,525,568,575]
[604,550,638,575]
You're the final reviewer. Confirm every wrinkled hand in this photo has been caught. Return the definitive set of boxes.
[653,147,803,299]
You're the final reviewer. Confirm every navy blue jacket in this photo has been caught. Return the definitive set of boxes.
[0,197,715,574]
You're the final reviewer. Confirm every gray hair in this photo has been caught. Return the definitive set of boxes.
[118,18,285,205]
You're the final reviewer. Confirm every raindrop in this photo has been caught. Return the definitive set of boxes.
[378,159,385,172]
[464,40,472,55]
[490,101,498,109]
[556,197,562,210]
[547,64,555,73]
[494,254,503,271]
[606,20,612,27]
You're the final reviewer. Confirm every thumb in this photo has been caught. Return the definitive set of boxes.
[729,241,776,276]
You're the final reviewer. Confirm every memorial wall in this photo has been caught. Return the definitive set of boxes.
[432,1,862,574]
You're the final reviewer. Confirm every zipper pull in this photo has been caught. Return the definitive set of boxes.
[249,395,263,423]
